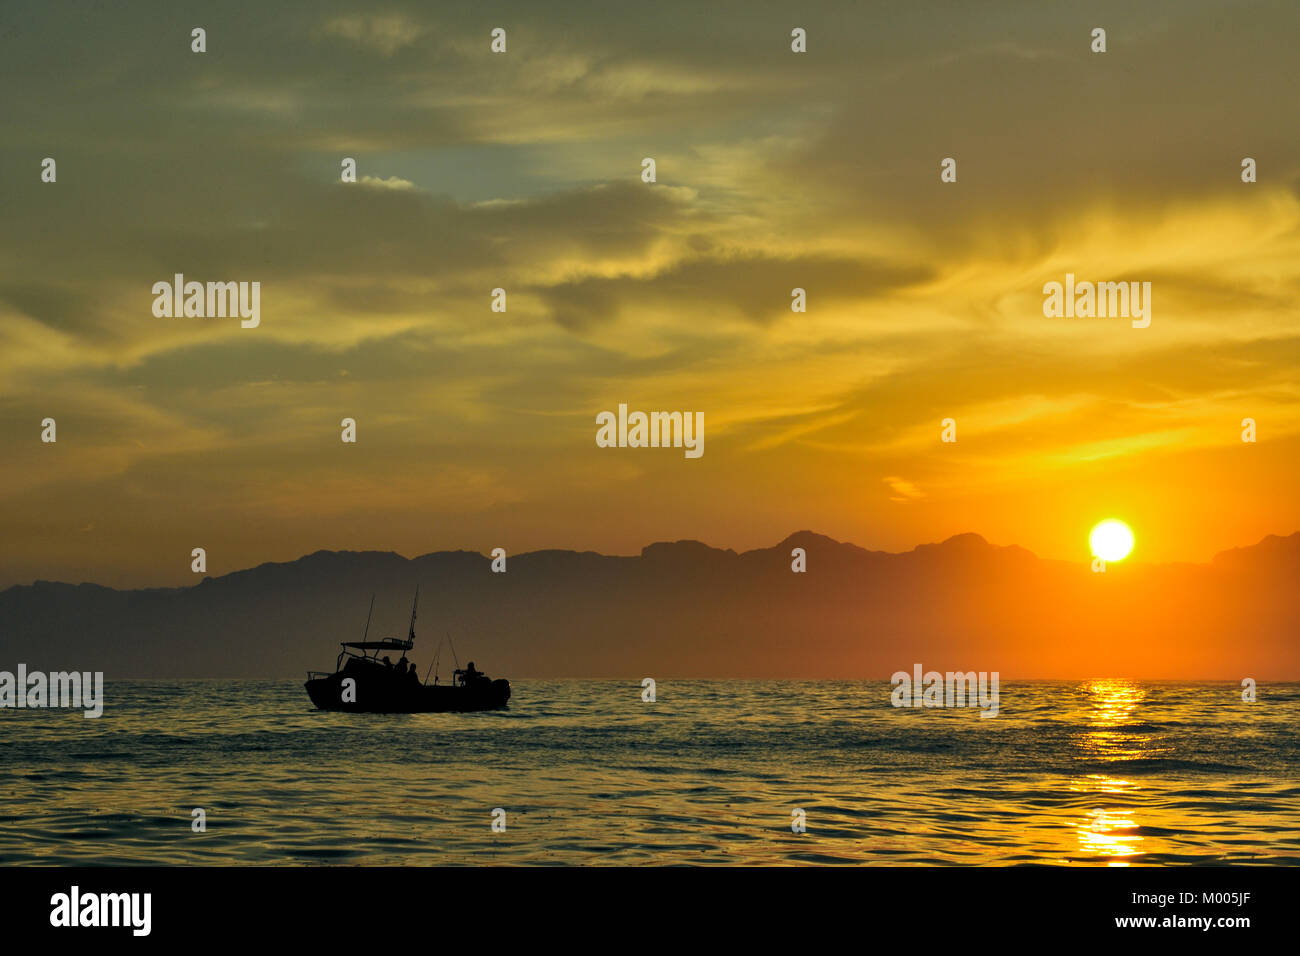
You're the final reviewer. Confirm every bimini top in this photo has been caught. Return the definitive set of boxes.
[342,638,413,651]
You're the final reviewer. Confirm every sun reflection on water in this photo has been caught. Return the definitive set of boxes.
[1071,680,1152,864]
[1072,776,1144,864]
[1079,679,1147,761]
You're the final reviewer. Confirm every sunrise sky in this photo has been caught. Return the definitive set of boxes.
[1,0,1297,588]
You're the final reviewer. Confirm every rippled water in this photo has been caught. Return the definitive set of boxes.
[1,680,1297,865]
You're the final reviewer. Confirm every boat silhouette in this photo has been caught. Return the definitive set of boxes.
[304,588,510,713]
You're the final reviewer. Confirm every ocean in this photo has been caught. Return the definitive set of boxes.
[2,680,1297,865]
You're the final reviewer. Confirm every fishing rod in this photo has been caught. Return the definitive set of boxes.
[361,593,375,641]
[407,584,420,644]
[424,638,440,687]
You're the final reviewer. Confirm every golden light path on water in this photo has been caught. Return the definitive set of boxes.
[1072,681,1152,866]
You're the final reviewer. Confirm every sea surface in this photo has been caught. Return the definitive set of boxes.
[1,680,1297,865]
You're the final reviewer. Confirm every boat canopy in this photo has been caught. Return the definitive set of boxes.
[342,638,413,651]
[326,592,420,673]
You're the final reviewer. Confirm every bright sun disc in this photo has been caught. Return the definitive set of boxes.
[1090,520,1134,562]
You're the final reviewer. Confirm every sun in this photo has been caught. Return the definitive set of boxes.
[1089,520,1134,562]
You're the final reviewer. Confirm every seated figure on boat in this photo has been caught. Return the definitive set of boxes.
[454,662,484,687]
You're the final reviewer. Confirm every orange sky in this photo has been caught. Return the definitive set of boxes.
[1,1,1297,587]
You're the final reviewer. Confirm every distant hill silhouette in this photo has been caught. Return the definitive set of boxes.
[1,531,1297,679]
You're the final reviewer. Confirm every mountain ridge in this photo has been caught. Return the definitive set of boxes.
[14,529,1293,595]
[1,531,1295,680]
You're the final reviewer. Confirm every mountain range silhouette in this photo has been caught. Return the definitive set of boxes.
[2,531,1296,679]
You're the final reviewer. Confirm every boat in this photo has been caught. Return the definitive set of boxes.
[304,588,511,713]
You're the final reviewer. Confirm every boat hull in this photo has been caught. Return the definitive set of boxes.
[305,672,511,713]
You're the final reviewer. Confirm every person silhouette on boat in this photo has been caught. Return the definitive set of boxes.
[464,661,481,683]
[382,655,393,670]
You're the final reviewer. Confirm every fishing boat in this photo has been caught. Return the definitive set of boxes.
[304,588,511,713]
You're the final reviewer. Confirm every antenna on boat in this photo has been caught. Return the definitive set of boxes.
[408,585,419,644]
[361,593,375,641]
[430,637,444,686]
